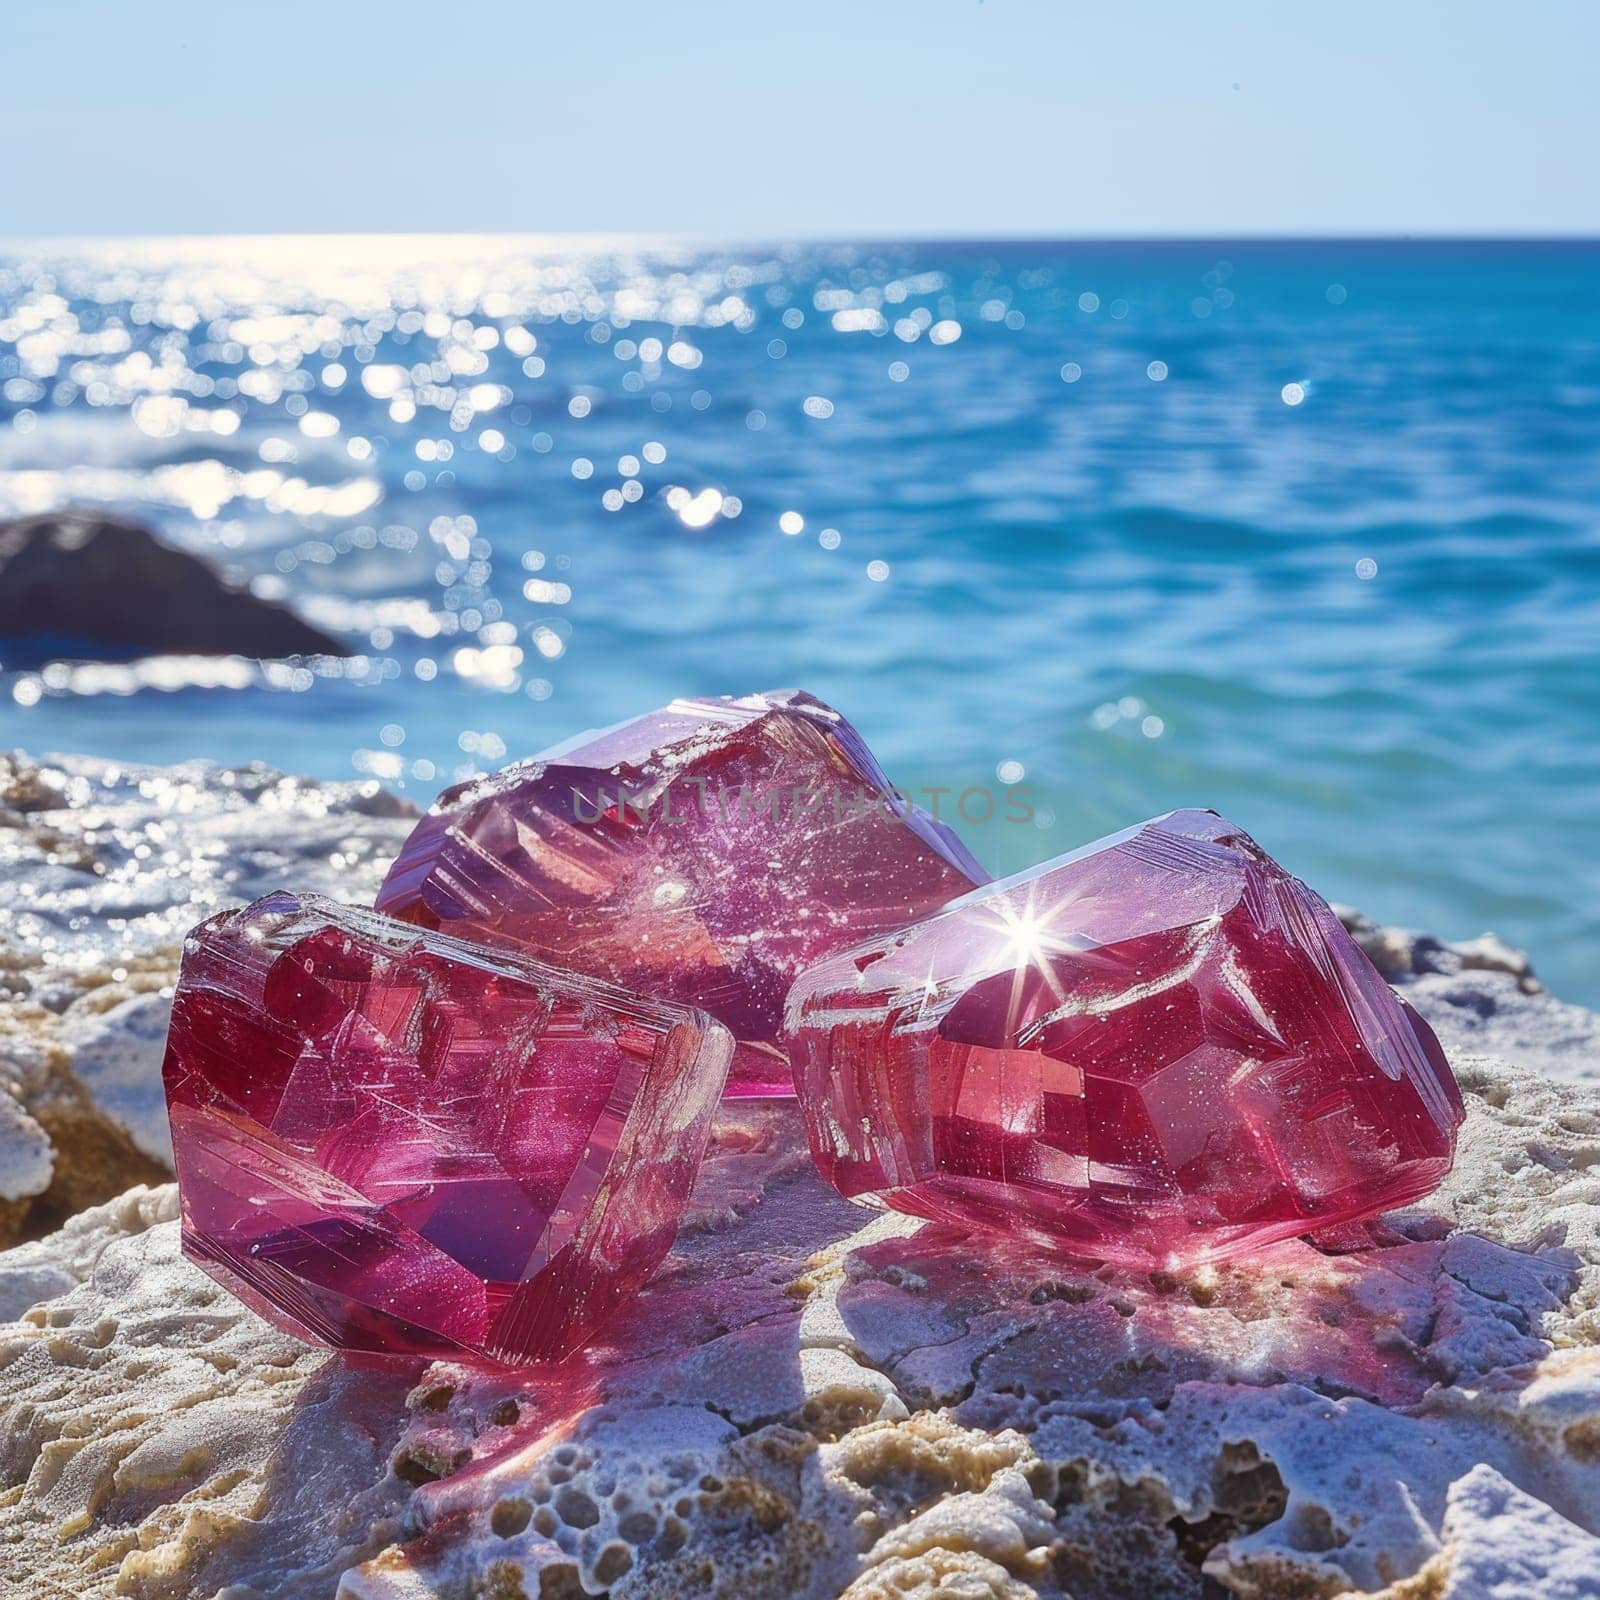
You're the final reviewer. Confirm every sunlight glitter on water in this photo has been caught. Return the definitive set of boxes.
[3,237,1599,1004]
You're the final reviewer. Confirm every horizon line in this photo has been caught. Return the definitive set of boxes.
[4,229,1600,251]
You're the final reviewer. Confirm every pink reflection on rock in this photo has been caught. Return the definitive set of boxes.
[786,809,1463,1270]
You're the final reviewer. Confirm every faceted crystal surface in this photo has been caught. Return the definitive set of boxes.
[786,809,1463,1270]
[376,689,987,1097]
[162,892,732,1363]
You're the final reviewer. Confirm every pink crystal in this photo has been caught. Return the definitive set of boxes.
[375,690,987,1097]
[785,809,1463,1270]
[161,892,732,1363]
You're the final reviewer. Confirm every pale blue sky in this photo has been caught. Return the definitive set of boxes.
[4,0,1597,238]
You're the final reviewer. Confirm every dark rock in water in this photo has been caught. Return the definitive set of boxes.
[0,510,345,661]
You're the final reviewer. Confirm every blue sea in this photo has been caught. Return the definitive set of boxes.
[1,238,1597,1004]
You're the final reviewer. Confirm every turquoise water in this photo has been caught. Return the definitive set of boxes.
[2,238,1597,1003]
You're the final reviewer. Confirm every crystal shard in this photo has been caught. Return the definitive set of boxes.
[785,810,1463,1270]
[375,689,987,1097]
[161,892,732,1363]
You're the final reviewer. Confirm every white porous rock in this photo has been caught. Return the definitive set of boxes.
[1335,904,1600,1087]
[55,990,180,1166]
[1420,1462,1600,1598]
[0,1181,176,1321]
[0,750,416,1240]
[0,1045,1596,1600]
[0,1194,414,1597]
[0,1090,53,1213]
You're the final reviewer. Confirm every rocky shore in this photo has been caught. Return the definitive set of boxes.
[1,752,1596,1598]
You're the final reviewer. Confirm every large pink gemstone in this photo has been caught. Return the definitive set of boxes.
[161,892,732,1363]
[785,809,1463,1270]
[375,690,987,1097]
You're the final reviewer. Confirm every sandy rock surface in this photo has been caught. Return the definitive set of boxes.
[0,754,1597,1598]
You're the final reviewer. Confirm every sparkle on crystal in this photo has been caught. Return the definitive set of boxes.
[785,809,1463,1270]
[161,892,732,1363]
[375,689,987,1098]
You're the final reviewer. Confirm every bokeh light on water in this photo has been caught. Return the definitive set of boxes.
[2,236,1598,1002]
